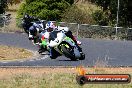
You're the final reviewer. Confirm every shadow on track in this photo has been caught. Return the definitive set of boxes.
[58,59,79,62]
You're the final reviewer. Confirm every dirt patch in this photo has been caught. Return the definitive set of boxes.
[0,45,33,61]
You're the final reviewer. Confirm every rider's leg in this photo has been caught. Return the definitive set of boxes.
[65,31,77,43]
[38,33,47,53]
[65,31,81,44]
[29,26,39,44]
[65,31,82,52]
[28,26,34,40]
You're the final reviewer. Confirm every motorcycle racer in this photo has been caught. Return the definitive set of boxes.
[39,21,82,59]
[22,14,39,34]
[28,20,47,44]
[22,14,47,44]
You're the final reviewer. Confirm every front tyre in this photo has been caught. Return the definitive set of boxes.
[61,45,77,61]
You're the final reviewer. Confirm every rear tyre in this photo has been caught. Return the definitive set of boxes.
[38,46,46,54]
[61,45,77,61]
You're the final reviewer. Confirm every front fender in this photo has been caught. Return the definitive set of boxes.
[62,37,81,58]
[63,37,75,47]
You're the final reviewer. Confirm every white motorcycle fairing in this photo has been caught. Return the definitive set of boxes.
[49,31,81,59]
[49,31,66,47]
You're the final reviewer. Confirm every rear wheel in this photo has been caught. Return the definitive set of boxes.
[61,44,77,61]
[38,45,47,54]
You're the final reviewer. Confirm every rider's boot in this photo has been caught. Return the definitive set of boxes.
[28,33,33,40]
[76,43,82,52]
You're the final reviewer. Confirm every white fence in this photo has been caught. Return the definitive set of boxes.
[58,22,132,40]
[1,16,132,40]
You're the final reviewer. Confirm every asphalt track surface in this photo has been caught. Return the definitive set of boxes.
[0,32,132,67]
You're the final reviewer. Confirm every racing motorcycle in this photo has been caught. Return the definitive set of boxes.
[21,14,47,44]
[21,14,37,34]
[40,30,85,61]
[28,20,47,43]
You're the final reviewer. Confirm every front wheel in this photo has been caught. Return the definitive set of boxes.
[61,44,77,61]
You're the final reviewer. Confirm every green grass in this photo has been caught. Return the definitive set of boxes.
[0,73,131,88]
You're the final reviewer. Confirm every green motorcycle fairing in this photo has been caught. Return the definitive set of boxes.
[41,39,47,48]
[60,36,75,52]
[40,36,75,53]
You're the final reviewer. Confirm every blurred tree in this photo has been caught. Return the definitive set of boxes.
[91,0,131,27]
[0,0,7,14]
[7,0,21,5]
[17,0,74,21]
[127,0,132,27]
[62,5,95,24]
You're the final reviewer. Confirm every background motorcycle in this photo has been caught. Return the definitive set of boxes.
[21,14,38,34]
[28,20,46,43]
[21,14,47,44]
